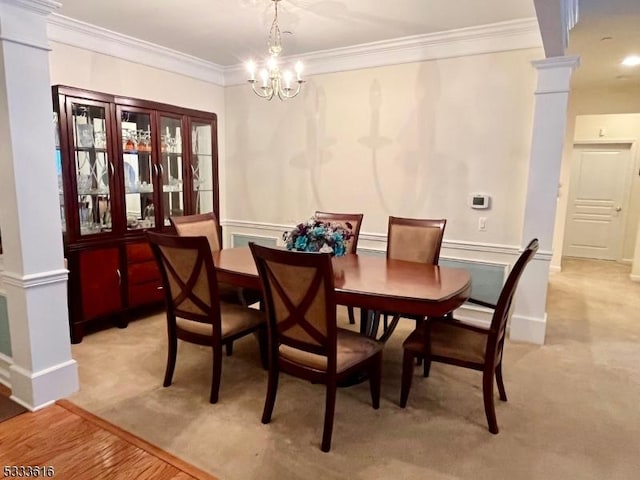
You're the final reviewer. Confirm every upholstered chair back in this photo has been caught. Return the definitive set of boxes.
[387,217,447,264]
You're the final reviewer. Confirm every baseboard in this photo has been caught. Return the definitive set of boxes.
[509,313,546,345]
[9,359,78,411]
[630,274,640,283]
[549,264,561,274]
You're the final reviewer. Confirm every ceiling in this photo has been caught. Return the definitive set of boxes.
[56,0,536,66]
[569,0,640,88]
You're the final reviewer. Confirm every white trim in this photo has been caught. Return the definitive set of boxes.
[9,359,78,411]
[224,18,542,85]
[549,264,562,273]
[0,352,11,388]
[0,0,60,15]
[47,14,226,85]
[1,268,68,289]
[630,274,640,283]
[47,15,541,88]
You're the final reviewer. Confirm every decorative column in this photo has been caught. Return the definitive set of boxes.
[0,0,78,409]
[510,55,579,344]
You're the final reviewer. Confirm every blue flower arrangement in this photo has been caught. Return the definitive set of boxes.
[283,218,354,256]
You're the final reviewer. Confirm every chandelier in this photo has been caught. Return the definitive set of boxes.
[246,0,304,100]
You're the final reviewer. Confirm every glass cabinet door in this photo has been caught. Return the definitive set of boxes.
[54,112,65,233]
[159,115,185,226]
[119,108,155,231]
[190,120,215,215]
[68,100,113,237]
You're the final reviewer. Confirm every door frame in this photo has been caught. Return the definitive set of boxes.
[564,140,637,262]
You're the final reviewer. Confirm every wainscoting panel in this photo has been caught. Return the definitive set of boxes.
[439,258,507,304]
[231,234,278,248]
[0,295,11,357]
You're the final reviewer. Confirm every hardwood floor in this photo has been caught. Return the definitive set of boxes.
[0,400,218,480]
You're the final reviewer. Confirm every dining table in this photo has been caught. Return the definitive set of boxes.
[212,247,472,342]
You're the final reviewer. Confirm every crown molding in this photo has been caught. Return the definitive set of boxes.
[46,15,541,88]
[46,14,225,85]
[224,17,542,85]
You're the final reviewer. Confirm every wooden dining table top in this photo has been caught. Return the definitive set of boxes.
[212,247,472,318]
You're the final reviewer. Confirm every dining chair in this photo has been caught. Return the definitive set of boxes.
[146,231,267,404]
[249,243,383,452]
[170,213,262,356]
[314,211,363,325]
[399,239,539,434]
[379,217,447,341]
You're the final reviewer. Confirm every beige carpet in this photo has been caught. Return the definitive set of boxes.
[70,258,640,479]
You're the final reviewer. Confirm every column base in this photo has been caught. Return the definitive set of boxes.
[9,359,78,411]
[509,313,547,345]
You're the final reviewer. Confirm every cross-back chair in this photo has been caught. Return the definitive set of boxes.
[146,231,267,404]
[170,213,262,356]
[314,211,364,325]
[400,239,539,434]
[249,243,383,452]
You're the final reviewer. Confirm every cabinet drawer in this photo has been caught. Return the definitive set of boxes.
[127,242,155,263]
[128,260,161,285]
[128,281,164,308]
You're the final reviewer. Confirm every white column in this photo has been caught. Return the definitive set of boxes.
[0,0,78,410]
[510,55,579,344]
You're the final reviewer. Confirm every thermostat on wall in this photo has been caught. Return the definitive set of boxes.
[470,194,490,209]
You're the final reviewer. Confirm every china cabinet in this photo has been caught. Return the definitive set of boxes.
[53,85,219,342]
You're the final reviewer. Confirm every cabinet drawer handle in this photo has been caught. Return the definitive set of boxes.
[116,268,121,285]
[156,286,164,290]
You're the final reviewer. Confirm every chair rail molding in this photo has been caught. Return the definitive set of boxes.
[46,14,541,88]
[221,219,552,262]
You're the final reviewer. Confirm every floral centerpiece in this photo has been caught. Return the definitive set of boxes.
[283,218,354,257]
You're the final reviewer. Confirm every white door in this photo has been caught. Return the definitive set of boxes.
[563,145,631,260]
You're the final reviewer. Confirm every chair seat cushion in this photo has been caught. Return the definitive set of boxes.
[403,321,487,364]
[279,328,382,373]
[176,303,265,339]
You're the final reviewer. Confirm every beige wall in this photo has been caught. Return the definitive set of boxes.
[225,48,542,244]
[48,42,227,216]
[552,85,640,269]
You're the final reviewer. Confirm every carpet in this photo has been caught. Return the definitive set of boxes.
[0,394,27,423]
[68,258,640,480]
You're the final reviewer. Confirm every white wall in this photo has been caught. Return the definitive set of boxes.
[224,48,541,245]
[552,85,640,270]
[48,41,227,217]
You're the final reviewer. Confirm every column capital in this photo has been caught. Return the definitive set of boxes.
[0,0,60,50]
[0,0,60,16]
[531,55,580,95]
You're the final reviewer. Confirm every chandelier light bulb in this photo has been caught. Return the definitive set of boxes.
[246,0,305,100]
[246,60,256,81]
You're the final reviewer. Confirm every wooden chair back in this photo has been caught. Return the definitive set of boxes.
[146,231,222,339]
[314,211,364,254]
[250,244,338,365]
[486,239,539,366]
[387,217,446,264]
[170,213,222,252]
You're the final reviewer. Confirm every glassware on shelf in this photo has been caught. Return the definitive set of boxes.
[137,129,151,152]
[94,131,107,149]
[77,124,94,148]
[123,130,136,151]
